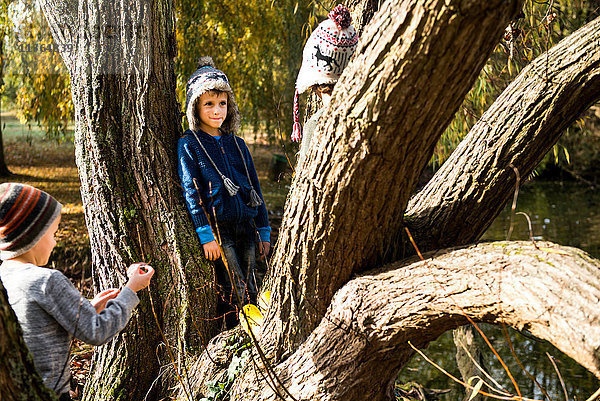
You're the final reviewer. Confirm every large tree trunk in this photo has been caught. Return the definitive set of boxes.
[405,15,600,253]
[183,10,600,401]
[39,0,213,399]
[182,241,600,401]
[0,280,58,401]
[263,0,524,358]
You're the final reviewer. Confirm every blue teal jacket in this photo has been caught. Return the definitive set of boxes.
[177,129,271,244]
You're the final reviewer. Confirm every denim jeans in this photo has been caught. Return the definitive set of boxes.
[213,221,257,328]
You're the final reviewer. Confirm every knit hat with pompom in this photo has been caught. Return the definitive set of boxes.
[291,4,359,141]
[185,56,241,134]
[0,183,62,260]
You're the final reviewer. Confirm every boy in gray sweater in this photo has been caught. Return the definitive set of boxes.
[0,183,154,400]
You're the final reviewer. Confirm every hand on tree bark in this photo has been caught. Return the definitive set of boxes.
[125,263,155,293]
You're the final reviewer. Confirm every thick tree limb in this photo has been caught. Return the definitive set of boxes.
[228,241,600,401]
[264,0,524,358]
[406,15,600,253]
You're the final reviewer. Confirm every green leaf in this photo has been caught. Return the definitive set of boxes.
[468,378,484,401]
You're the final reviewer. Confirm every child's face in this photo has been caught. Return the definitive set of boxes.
[31,214,60,266]
[196,91,228,135]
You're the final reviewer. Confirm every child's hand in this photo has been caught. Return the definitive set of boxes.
[125,262,155,293]
[203,241,221,261]
[91,288,120,313]
[258,241,270,260]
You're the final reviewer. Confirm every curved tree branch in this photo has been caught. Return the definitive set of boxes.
[231,241,600,401]
[406,15,600,253]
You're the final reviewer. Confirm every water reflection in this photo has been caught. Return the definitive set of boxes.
[483,181,600,258]
[398,181,600,399]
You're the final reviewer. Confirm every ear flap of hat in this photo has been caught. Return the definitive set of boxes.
[221,92,242,134]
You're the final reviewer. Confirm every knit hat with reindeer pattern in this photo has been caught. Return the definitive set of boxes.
[291,5,359,141]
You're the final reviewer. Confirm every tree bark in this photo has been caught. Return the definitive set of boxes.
[347,0,380,35]
[264,0,524,359]
[222,241,600,401]
[0,280,58,401]
[39,0,214,399]
[405,15,600,253]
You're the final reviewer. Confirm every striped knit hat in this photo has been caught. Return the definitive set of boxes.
[0,183,62,260]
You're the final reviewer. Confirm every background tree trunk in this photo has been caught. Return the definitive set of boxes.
[405,15,600,253]
[453,326,483,401]
[263,0,524,359]
[0,281,58,401]
[0,35,13,177]
[40,0,214,399]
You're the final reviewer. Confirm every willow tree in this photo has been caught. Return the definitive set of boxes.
[11,0,598,400]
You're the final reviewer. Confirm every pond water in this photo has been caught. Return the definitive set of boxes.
[398,181,600,400]
[483,181,600,258]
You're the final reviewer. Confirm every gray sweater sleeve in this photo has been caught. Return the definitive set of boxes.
[38,271,140,346]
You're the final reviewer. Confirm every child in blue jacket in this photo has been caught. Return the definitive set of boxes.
[177,57,270,327]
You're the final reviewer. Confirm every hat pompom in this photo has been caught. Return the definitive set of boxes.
[197,56,216,69]
[328,4,352,30]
